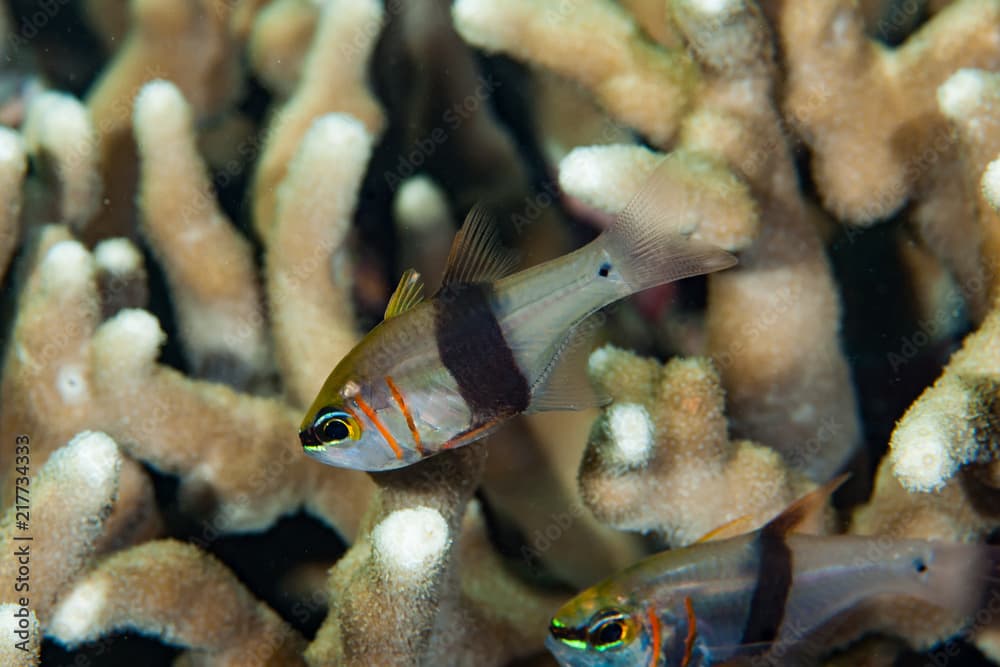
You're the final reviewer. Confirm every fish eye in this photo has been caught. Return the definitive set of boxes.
[587,610,633,651]
[314,408,360,445]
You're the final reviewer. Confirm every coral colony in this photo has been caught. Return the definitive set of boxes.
[0,0,998,666]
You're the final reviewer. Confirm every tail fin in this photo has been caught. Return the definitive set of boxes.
[595,159,737,293]
[919,542,1000,620]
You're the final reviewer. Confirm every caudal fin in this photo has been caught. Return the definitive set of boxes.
[596,159,737,293]
[920,542,1000,620]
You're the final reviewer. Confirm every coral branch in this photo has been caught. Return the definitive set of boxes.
[888,307,1000,492]
[50,540,307,666]
[0,127,25,280]
[0,432,122,622]
[580,346,815,545]
[1,232,373,538]
[267,113,371,407]
[21,91,101,230]
[453,0,699,146]
[558,145,760,251]
[252,0,385,236]
[0,604,39,667]
[133,80,271,388]
[85,0,244,240]
[777,0,1000,223]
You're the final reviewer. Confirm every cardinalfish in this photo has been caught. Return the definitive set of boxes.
[298,164,736,470]
[547,476,999,667]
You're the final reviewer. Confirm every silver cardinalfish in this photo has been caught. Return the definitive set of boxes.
[299,164,736,471]
[547,476,997,667]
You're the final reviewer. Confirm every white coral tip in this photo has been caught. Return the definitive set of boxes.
[42,240,93,290]
[372,507,450,577]
[0,126,25,164]
[983,157,1000,212]
[94,238,142,276]
[307,113,372,155]
[608,403,654,465]
[689,0,740,16]
[49,579,108,643]
[937,69,987,118]
[133,79,187,129]
[394,175,450,231]
[890,426,956,492]
[62,431,120,490]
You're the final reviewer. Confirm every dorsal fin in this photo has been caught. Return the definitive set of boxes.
[762,473,849,537]
[384,268,425,319]
[439,205,518,286]
[693,514,754,544]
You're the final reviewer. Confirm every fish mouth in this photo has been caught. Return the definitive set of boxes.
[298,427,323,450]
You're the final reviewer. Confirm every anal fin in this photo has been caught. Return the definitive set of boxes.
[525,319,611,412]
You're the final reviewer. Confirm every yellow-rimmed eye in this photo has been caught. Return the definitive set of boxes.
[587,610,634,651]
[314,409,361,445]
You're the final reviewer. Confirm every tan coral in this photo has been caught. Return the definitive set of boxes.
[670,0,860,480]
[0,432,122,622]
[1,231,374,539]
[579,345,816,546]
[0,126,25,280]
[248,0,320,97]
[558,144,760,251]
[21,91,102,231]
[266,113,371,407]
[776,0,1000,223]
[452,0,700,147]
[887,306,1000,493]
[0,604,39,667]
[85,0,244,241]
[252,0,385,237]
[49,540,307,666]
[133,79,271,388]
[307,446,562,666]
[934,68,1000,312]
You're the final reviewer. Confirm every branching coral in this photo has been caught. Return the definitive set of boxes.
[133,79,272,388]
[581,345,816,545]
[0,126,25,280]
[50,540,308,666]
[3,0,1000,665]
[776,0,1000,224]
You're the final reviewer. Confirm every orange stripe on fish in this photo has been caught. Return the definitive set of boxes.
[647,606,662,667]
[441,420,497,450]
[681,597,697,667]
[385,375,424,455]
[353,395,404,460]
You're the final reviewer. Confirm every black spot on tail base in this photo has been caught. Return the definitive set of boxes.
[598,262,611,277]
[434,283,530,420]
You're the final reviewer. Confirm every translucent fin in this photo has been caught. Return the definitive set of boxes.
[440,205,519,286]
[599,159,738,293]
[525,319,611,413]
[384,268,425,319]
[693,515,754,544]
[762,473,849,537]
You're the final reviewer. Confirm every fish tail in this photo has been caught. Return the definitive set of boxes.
[918,542,1000,619]
[594,170,737,294]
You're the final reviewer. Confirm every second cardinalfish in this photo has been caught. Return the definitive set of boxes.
[547,477,999,667]
[299,164,736,470]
